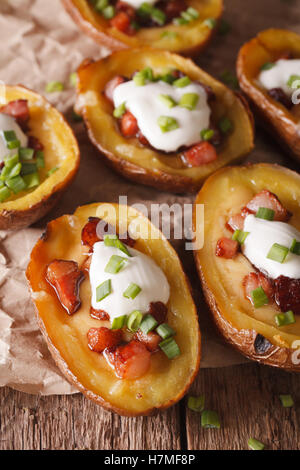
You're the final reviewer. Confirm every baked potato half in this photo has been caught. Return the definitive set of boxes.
[0,85,79,229]
[76,48,254,193]
[193,163,300,371]
[62,0,223,56]
[237,28,300,162]
[26,203,201,416]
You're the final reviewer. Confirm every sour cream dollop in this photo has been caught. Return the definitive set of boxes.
[258,59,300,96]
[242,214,300,279]
[90,241,170,321]
[0,114,28,162]
[113,80,210,152]
[123,0,158,8]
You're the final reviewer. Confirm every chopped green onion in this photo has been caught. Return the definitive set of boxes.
[140,314,158,334]
[151,8,166,26]
[250,286,269,308]
[267,243,289,263]
[69,72,77,87]
[279,394,294,408]
[248,438,265,450]
[137,2,153,18]
[200,128,215,141]
[94,0,108,11]
[104,254,127,274]
[186,7,199,19]
[23,172,40,188]
[232,229,249,244]
[261,62,275,71]
[255,207,275,221]
[102,5,115,19]
[45,81,64,93]
[111,314,127,329]
[7,162,22,178]
[160,72,177,84]
[159,337,180,359]
[133,68,154,86]
[201,410,220,429]
[21,162,37,175]
[3,130,17,142]
[6,175,26,194]
[7,139,20,150]
[157,116,179,133]
[173,17,188,25]
[36,150,45,169]
[4,153,19,169]
[220,70,239,89]
[204,18,216,29]
[290,238,300,255]
[156,323,175,340]
[188,395,205,412]
[127,310,143,332]
[123,283,141,299]
[96,279,111,302]
[275,310,295,327]
[160,31,178,40]
[113,102,126,118]
[158,94,177,108]
[19,147,34,161]
[287,74,300,89]
[179,93,199,110]
[181,11,194,22]
[104,234,131,256]
[47,166,59,176]
[173,76,191,88]
[0,186,11,202]
[218,116,233,134]
[218,19,231,36]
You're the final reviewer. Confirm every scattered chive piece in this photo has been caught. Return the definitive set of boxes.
[204,18,216,29]
[21,162,37,175]
[179,93,199,110]
[159,337,180,359]
[113,102,126,118]
[127,310,143,332]
[267,243,289,263]
[6,175,26,194]
[3,130,17,142]
[133,71,146,87]
[45,81,64,93]
[157,116,179,133]
[96,279,111,302]
[181,11,194,22]
[7,162,22,178]
[158,94,177,108]
[256,207,275,221]
[173,17,188,25]
[173,76,191,88]
[69,72,77,87]
[104,234,131,256]
[290,238,300,255]
[123,283,141,300]
[23,172,40,188]
[188,395,205,412]
[137,2,153,18]
[160,31,177,40]
[94,0,108,11]
[200,128,215,141]
[104,254,127,274]
[261,62,275,71]
[186,7,199,19]
[279,394,294,408]
[218,116,233,134]
[218,19,231,36]
[287,74,300,89]
[220,70,239,89]
[232,229,249,244]
[140,314,158,334]
[160,72,177,84]
[151,8,166,26]
[201,410,220,429]
[250,286,269,308]
[111,315,127,330]
[156,323,175,340]
[275,310,295,327]
[102,5,115,19]
[0,186,11,202]
[248,438,265,450]
[7,139,20,150]
[19,147,34,160]
[47,166,59,176]
[4,153,19,169]
[36,151,45,169]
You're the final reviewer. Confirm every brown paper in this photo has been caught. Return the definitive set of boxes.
[0,0,299,395]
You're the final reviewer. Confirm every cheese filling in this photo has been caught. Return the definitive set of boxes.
[113,79,211,152]
[242,214,300,280]
[258,58,300,97]
[90,241,170,321]
[0,114,28,162]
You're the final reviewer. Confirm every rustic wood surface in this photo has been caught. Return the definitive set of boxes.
[1,363,299,450]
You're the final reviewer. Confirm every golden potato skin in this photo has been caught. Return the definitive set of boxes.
[76,48,254,193]
[237,29,300,163]
[0,85,80,230]
[193,163,300,371]
[26,203,201,416]
[62,0,223,56]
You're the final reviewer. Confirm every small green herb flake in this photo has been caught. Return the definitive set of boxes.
[36,151,45,169]
[123,283,141,300]
[113,102,126,118]
[290,238,300,255]
[102,5,115,19]
[140,314,158,334]
[156,323,175,340]
[45,81,64,93]
[203,18,216,29]
[220,70,239,89]
[3,130,17,142]
[19,147,34,161]
[0,186,11,202]
[160,31,178,40]
[151,8,166,26]
[157,116,179,133]
[188,395,205,412]
[111,314,127,329]
[47,166,59,176]
[279,394,294,408]
[158,94,177,108]
[69,72,77,88]
[6,175,26,194]
[255,207,275,221]
[275,310,295,327]
[250,286,269,308]
[96,279,111,302]
[267,243,289,263]
[248,438,265,451]
[94,0,108,12]
[23,172,40,189]
[179,93,199,110]
[219,117,233,134]
[159,337,180,359]
[200,128,214,141]
[127,310,143,332]
[186,7,199,19]
[287,74,300,89]
[104,234,131,257]
[232,229,249,244]
[104,254,127,274]
[201,410,220,429]
[173,76,191,88]
[261,62,275,71]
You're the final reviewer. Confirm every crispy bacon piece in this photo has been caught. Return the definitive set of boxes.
[104,340,151,379]
[148,301,167,324]
[160,0,187,20]
[246,189,291,222]
[116,1,136,18]
[137,130,150,146]
[120,111,139,137]
[46,260,84,315]
[268,88,293,110]
[110,11,131,33]
[90,307,110,321]
[274,276,300,316]
[104,75,126,103]
[183,142,217,167]
[134,330,161,352]
[243,272,274,305]
[227,207,253,231]
[0,99,29,126]
[87,327,122,353]
[28,135,44,151]
[216,237,239,259]
[81,217,135,249]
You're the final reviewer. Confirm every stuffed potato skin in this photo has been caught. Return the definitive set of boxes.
[0,85,80,230]
[26,203,201,416]
[62,0,223,56]
[76,48,254,193]
[193,163,300,371]
[237,29,300,163]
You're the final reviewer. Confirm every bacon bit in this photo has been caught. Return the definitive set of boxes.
[105,340,151,379]
[243,272,274,305]
[28,135,44,151]
[148,301,168,324]
[110,11,131,33]
[116,1,136,18]
[198,82,216,102]
[0,99,29,126]
[268,88,293,109]
[90,307,110,321]
[81,216,135,249]
[87,327,122,353]
[274,276,300,316]
[246,189,292,222]
[183,141,217,167]
[120,111,139,137]
[227,207,253,231]
[104,75,126,103]
[162,0,187,20]
[46,260,84,315]
[216,237,239,259]
[137,130,150,146]
[134,329,161,352]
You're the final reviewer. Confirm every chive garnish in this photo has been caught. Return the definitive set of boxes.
[250,286,269,308]
[4,153,19,169]
[104,234,131,257]
[188,395,205,412]
[158,94,177,108]
[36,150,45,169]
[279,394,294,408]
[267,243,289,263]
[218,116,233,134]
[255,207,275,220]
[6,175,26,194]
[156,323,175,340]
[186,7,199,19]
[287,74,300,89]
[140,314,158,334]
[69,72,77,87]
[248,438,265,450]
[102,5,115,19]
[123,283,141,299]
[220,70,239,89]
[113,102,126,118]
[232,229,249,244]
[127,310,143,332]
[19,147,34,161]
[261,62,275,71]
[200,128,215,141]
[157,116,179,133]
[47,166,59,176]
[45,81,64,93]
[179,93,199,110]
[173,17,188,25]
[160,31,178,40]
[201,410,220,428]
[104,255,127,274]
[3,130,17,142]
[290,238,300,255]
[96,279,111,302]
[23,172,40,188]
[275,310,295,327]
[93,0,108,12]
[111,314,127,329]
[204,18,216,29]
[151,8,166,26]
[173,76,191,88]
[21,162,37,175]
[0,186,11,202]
[159,337,180,359]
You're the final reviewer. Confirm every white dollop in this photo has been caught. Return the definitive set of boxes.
[90,241,170,321]
[122,0,158,8]
[242,214,300,279]
[258,59,300,96]
[113,80,210,152]
[0,114,28,162]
